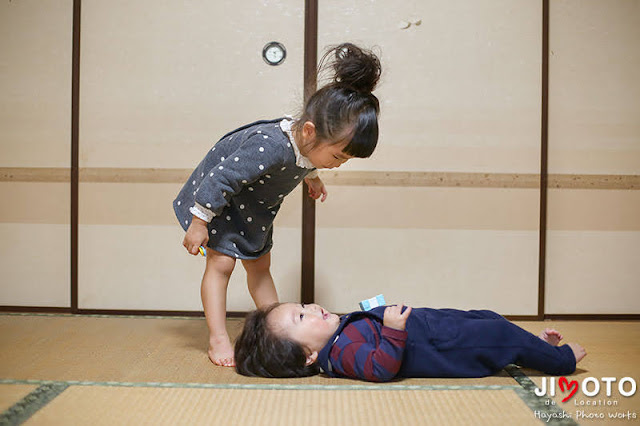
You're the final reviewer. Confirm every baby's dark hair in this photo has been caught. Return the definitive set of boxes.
[295,43,382,158]
[234,303,320,378]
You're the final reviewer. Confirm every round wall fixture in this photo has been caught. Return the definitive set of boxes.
[262,42,286,66]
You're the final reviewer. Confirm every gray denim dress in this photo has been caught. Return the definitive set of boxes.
[173,118,314,259]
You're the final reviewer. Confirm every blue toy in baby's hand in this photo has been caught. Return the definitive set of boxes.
[359,294,385,311]
[198,246,207,257]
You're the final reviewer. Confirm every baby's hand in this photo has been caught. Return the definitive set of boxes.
[304,176,328,202]
[383,304,412,331]
[183,216,209,255]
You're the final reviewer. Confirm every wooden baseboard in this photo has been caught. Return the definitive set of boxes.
[2,306,639,321]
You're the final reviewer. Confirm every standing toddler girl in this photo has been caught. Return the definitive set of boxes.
[173,43,382,366]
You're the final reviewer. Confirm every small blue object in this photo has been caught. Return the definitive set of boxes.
[198,246,207,257]
[359,294,385,311]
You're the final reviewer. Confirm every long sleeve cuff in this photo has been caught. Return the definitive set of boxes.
[189,203,215,223]
[381,326,408,342]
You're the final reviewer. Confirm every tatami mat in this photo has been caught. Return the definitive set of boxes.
[0,314,514,386]
[2,313,638,425]
[516,320,640,422]
[0,384,37,413]
[24,387,538,426]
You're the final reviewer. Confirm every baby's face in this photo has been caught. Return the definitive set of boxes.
[268,303,341,354]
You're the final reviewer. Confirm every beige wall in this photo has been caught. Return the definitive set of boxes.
[1,1,638,315]
[77,0,304,311]
[546,0,640,314]
[0,1,72,307]
[317,0,542,314]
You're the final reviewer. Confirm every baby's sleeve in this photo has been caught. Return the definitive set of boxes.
[192,133,287,219]
[330,321,407,382]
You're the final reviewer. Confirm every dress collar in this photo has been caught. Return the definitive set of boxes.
[280,118,315,170]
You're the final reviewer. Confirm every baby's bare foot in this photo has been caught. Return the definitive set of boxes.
[539,328,563,346]
[208,335,235,367]
[567,342,587,364]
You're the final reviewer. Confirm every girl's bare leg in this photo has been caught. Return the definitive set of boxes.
[242,252,278,308]
[201,250,236,366]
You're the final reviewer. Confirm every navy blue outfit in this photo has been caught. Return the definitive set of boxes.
[317,306,576,382]
[173,118,314,259]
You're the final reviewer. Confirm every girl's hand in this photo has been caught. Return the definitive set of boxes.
[183,216,209,255]
[383,304,412,331]
[304,176,328,202]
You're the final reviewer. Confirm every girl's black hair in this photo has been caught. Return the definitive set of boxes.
[234,303,320,378]
[295,43,382,158]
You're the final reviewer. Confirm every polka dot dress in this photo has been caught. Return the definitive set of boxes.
[173,118,314,259]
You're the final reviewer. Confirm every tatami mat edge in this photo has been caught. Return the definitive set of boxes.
[0,368,579,426]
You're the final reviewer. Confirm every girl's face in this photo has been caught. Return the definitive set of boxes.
[305,140,354,169]
[268,303,340,363]
[298,121,354,169]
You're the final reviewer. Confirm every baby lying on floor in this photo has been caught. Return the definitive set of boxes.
[234,302,586,382]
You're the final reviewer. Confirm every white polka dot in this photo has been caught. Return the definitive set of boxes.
[235,253,239,258]
[233,243,237,248]
[192,180,196,185]
[219,166,224,170]
[259,165,264,170]
[206,203,211,208]
[259,147,264,152]
[278,194,283,198]
[259,180,264,184]
[240,231,245,236]
[212,147,216,152]
[229,136,233,140]
[287,143,291,147]
[240,204,245,209]
[271,211,276,215]
[248,187,254,191]
[263,135,268,139]
[242,180,248,184]
[259,201,264,204]
[234,157,239,162]
[281,167,286,171]
[294,175,299,179]
[177,201,181,206]
[211,229,217,235]
[262,226,266,231]
[247,217,252,222]
[223,192,227,197]
[226,216,231,221]
[185,220,188,225]
[201,172,204,177]
[257,130,262,134]
[221,157,225,161]
[210,172,214,177]
[193,191,196,196]
[266,175,271,178]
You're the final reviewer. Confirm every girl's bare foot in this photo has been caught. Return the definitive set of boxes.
[538,328,563,346]
[567,342,587,363]
[208,334,235,367]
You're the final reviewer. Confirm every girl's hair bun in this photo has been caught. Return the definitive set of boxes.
[320,43,381,93]
[297,42,381,159]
